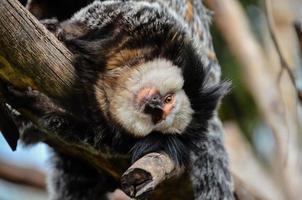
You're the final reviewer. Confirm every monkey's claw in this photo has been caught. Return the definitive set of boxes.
[5,86,40,108]
[121,168,154,200]
[41,18,65,41]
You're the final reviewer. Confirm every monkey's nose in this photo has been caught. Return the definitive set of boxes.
[149,94,161,105]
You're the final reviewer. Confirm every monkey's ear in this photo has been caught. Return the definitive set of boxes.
[26,0,93,21]
[0,104,20,151]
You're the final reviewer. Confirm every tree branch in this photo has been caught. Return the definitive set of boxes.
[264,0,299,101]
[0,159,46,190]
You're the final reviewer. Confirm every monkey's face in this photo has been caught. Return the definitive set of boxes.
[109,59,193,137]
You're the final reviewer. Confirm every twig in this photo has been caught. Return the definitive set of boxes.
[264,0,300,101]
[0,159,46,190]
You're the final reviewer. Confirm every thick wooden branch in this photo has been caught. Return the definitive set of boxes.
[0,0,74,98]
[0,0,182,196]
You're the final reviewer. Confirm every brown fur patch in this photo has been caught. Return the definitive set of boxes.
[184,1,193,23]
[106,48,152,70]
[27,2,46,19]
[207,50,217,61]
[61,22,89,39]
[94,66,129,118]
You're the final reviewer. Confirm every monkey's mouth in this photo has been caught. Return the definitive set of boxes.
[136,87,166,124]
[143,102,164,124]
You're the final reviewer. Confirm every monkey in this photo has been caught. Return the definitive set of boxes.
[1,0,234,199]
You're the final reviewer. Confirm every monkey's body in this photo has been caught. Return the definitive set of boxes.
[44,0,228,164]
[1,0,234,199]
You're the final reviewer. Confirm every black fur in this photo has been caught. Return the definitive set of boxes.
[0,103,19,151]
[26,0,94,20]
[49,152,118,200]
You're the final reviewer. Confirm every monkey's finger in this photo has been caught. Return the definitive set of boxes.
[40,18,65,41]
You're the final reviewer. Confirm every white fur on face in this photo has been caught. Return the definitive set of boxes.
[154,90,193,134]
[109,59,193,137]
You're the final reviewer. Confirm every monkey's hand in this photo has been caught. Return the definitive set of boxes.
[4,86,71,144]
[5,85,90,146]
[5,85,67,117]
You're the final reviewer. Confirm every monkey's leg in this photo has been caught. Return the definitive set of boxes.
[0,83,45,148]
[49,152,118,200]
[0,102,43,146]
[189,118,234,200]
[3,86,92,144]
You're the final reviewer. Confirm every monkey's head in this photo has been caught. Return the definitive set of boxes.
[66,1,228,139]
[109,59,193,137]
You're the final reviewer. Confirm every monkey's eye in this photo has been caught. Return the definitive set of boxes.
[164,94,174,104]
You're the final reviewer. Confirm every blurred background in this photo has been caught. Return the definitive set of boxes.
[0,0,302,199]
[0,137,48,200]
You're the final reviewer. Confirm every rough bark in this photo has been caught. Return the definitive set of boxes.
[0,0,75,98]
